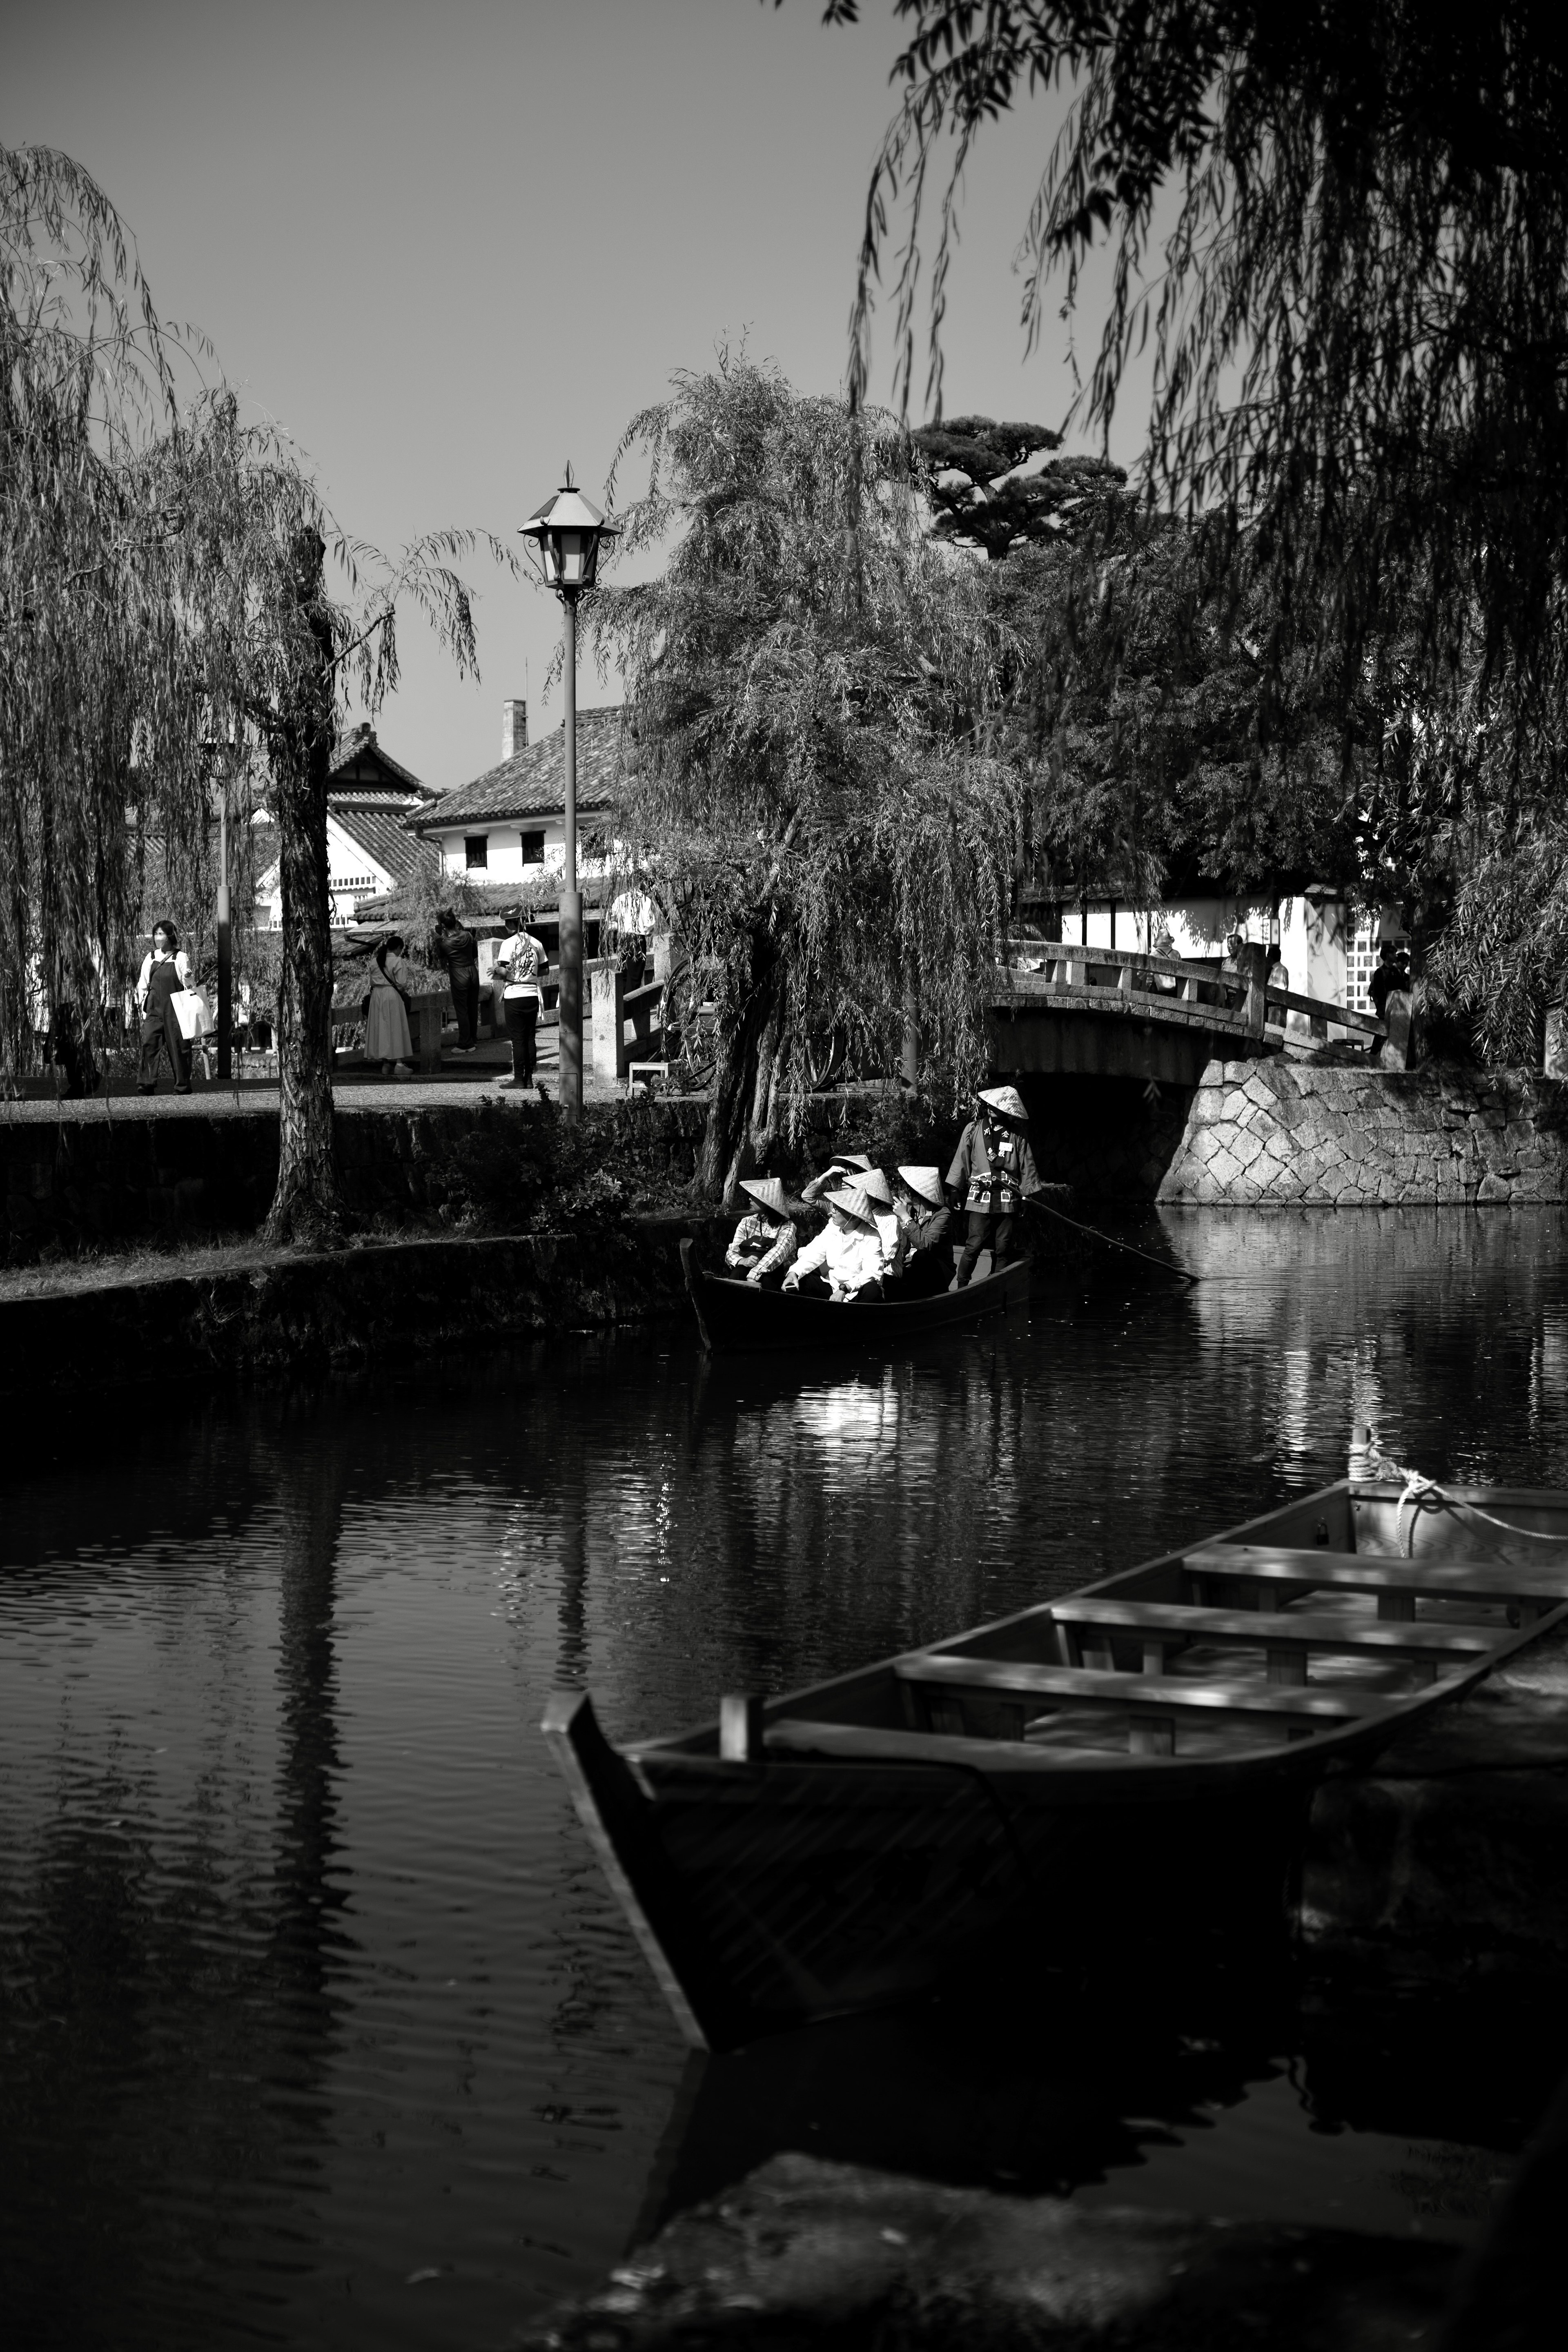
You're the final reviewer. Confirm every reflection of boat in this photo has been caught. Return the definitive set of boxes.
[679,1237,1029,1353]
[545,1477,1568,2050]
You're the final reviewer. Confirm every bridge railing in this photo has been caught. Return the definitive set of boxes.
[998,942,1387,1045]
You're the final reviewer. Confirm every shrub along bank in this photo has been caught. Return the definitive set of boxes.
[0,1088,962,1270]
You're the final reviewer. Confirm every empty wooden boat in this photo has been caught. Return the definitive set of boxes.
[680,1236,1029,1353]
[543,1472,1568,2049]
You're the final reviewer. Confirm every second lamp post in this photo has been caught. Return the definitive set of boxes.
[519,467,617,1123]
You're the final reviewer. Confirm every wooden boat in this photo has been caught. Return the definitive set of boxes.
[544,1470,1568,2049]
[680,1236,1029,1352]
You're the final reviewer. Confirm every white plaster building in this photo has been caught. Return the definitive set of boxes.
[411,699,621,892]
[254,724,439,929]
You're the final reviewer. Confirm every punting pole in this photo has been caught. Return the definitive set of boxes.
[1025,1192,1199,1283]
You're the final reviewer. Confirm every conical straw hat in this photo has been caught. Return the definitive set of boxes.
[827,1184,878,1229]
[855,1168,894,1206]
[978,1084,1029,1126]
[897,1164,945,1209]
[739,1175,791,1220]
[829,1151,873,1173]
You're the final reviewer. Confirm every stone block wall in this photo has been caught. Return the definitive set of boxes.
[1159,1059,1568,1205]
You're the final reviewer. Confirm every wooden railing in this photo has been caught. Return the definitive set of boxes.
[998,942,1388,1043]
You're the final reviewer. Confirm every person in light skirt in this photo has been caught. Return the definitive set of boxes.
[365,936,414,1076]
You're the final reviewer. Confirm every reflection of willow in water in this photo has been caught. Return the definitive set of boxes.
[265,1419,352,2106]
[0,1390,356,2349]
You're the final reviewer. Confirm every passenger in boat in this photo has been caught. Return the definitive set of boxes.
[800,1152,872,1214]
[849,1167,904,1270]
[724,1176,800,1287]
[883,1166,953,1297]
[948,1085,1042,1287]
[782,1186,884,1301]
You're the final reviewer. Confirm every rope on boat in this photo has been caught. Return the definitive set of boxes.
[1365,1451,1568,1555]
[1025,1194,1199,1284]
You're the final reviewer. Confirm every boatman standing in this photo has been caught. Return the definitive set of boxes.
[947,1085,1042,1288]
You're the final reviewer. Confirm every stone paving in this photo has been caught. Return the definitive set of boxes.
[0,1026,644,1123]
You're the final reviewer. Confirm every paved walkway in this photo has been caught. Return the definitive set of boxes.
[1,1030,657,1122]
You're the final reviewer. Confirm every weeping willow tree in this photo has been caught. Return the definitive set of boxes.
[590,356,1020,1198]
[820,1,1568,1057]
[3,141,500,1239]
[147,393,496,1242]
[0,142,199,1084]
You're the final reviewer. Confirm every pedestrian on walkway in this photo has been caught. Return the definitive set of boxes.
[432,908,481,1051]
[136,922,193,1095]
[365,935,414,1077]
[494,911,549,1092]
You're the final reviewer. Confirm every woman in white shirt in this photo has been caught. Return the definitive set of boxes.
[136,921,193,1094]
[782,1187,884,1301]
[493,914,549,1091]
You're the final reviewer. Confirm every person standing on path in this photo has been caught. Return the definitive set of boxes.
[365,936,414,1077]
[948,1085,1042,1287]
[494,911,549,1092]
[136,921,193,1095]
[432,909,481,1052]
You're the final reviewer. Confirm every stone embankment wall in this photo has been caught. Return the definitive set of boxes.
[1159,1060,1568,1205]
[0,1220,723,1402]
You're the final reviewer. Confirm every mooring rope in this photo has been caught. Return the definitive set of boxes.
[1365,1450,1568,1555]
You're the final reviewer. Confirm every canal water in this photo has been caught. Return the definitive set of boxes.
[4,1208,1568,2350]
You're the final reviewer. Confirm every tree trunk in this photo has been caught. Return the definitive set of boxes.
[264,529,344,1248]
[695,932,786,1202]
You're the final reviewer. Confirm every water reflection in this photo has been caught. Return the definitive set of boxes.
[3,1211,1568,2347]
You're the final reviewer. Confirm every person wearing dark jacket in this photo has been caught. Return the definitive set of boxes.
[1370,941,1409,1021]
[947,1085,1042,1287]
[885,1165,953,1297]
[432,909,481,1051]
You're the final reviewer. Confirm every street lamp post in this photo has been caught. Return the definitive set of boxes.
[203,721,238,1082]
[519,466,617,1123]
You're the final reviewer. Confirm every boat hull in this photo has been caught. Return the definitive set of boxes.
[682,1239,1029,1353]
[547,1695,1332,2048]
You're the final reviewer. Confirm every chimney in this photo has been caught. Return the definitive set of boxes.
[502,698,528,761]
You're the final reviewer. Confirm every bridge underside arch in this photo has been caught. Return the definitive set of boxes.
[986,1006,1252,1089]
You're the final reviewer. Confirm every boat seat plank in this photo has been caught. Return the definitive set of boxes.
[1183,1544,1568,1609]
[762,1719,1107,1767]
[896,1655,1386,1723]
[1049,1598,1499,1665]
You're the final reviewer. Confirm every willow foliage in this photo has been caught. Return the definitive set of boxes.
[829,2,1568,1050]
[3,142,499,1226]
[590,357,1019,1194]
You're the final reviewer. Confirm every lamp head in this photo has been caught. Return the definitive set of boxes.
[519,463,619,597]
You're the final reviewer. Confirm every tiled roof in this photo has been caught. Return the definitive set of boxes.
[330,727,438,804]
[413,706,623,831]
[333,806,437,883]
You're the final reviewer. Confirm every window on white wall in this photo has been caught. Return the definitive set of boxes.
[465,835,488,870]
[520,830,544,866]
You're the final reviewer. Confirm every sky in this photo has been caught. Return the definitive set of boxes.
[6,0,1127,795]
